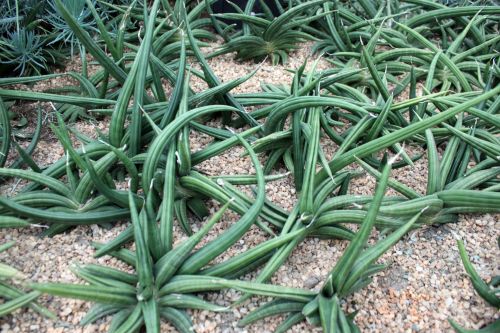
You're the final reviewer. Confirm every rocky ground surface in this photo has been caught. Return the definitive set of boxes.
[0,43,498,333]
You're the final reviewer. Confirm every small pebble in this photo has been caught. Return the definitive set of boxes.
[304,276,321,289]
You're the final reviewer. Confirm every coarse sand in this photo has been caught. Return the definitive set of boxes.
[0,42,498,333]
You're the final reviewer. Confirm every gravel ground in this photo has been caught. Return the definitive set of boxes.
[0,42,499,333]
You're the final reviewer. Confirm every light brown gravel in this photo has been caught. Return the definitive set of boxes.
[0,42,498,333]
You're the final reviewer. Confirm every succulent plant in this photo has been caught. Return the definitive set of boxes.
[0,1,499,332]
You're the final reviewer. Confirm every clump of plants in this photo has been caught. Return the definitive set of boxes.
[208,0,327,64]
[0,1,499,332]
[0,0,141,76]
